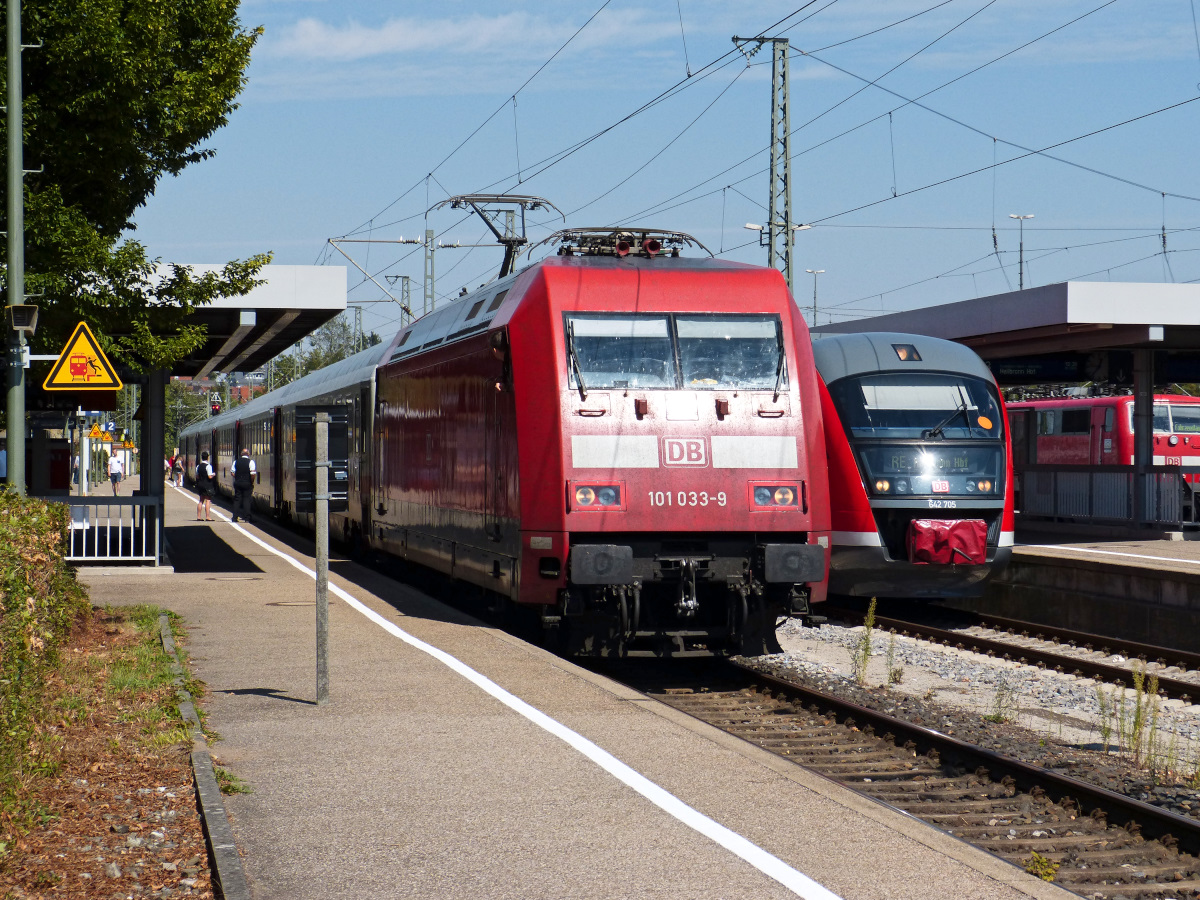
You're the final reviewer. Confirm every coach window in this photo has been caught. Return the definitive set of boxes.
[1037,410,1057,435]
[1060,409,1090,435]
[565,314,675,389]
[675,315,781,390]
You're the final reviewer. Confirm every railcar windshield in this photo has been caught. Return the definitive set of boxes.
[1123,402,1200,434]
[828,372,1003,440]
[1170,404,1200,433]
[564,313,785,391]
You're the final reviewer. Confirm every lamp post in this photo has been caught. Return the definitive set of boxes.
[744,223,811,290]
[1009,214,1034,291]
[805,269,825,326]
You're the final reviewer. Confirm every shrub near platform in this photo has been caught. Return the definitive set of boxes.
[0,491,89,806]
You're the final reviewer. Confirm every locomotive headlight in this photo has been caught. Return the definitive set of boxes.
[896,480,909,494]
[966,481,977,493]
[978,479,993,492]
[751,484,801,508]
[874,479,890,493]
[571,483,624,510]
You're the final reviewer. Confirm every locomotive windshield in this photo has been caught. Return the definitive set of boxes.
[828,372,1003,440]
[565,313,784,391]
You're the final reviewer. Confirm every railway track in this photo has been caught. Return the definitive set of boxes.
[823,605,1200,703]
[642,661,1200,899]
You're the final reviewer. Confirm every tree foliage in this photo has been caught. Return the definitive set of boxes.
[1,0,268,371]
[266,314,382,389]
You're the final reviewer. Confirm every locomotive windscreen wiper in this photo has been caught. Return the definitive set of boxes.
[772,338,787,402]
[922,396,971,439]
[567,321,588,400]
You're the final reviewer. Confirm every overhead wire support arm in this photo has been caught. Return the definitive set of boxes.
[326,238,416,320]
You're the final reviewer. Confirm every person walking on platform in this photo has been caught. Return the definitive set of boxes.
[108,453,124,495]
[171,451,183,487]
[196,451,216,521]
[231,447,257,524]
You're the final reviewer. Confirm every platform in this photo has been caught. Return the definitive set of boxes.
[966,535,1200,652]
[78,486,1070,900]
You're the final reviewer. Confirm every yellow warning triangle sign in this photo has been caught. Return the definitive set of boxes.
[43,322,122,390]
[88,423,102,439]
[101,431,113,442]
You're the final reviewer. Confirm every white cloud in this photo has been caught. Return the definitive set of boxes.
[266,10,677,62]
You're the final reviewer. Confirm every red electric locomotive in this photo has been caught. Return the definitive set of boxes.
[372,229,830,656]
[1006,393,1200,466]
[813,332,1014,599]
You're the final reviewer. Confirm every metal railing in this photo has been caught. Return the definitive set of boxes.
[1016,465,1190,527]
[44,496,162,564]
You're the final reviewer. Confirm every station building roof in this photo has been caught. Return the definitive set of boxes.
[169,265,347,377]
[812,282,1200,359]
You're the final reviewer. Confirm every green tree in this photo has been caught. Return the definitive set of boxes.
[166,378,209,453]
[2,0,268,371]
[265,314,382,389]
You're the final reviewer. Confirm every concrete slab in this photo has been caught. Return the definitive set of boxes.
[78,486,1073,900]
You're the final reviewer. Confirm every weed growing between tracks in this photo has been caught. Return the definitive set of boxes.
[849,598,877,685]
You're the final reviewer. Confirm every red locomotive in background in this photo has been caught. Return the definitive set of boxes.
[185,229,831,656]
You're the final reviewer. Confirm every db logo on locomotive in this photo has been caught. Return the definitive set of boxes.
[663,437,708,467]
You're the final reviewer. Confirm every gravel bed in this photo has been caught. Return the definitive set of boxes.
[747,619,1200,821]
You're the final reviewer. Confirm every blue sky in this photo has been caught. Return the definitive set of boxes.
[131,0,1200,341]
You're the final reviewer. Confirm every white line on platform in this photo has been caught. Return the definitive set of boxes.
[1024,544,1200,567]
[169,486,841,900]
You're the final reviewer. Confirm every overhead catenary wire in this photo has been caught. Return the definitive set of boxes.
[615,0,1124,227]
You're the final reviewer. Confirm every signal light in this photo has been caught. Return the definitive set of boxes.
[572,483,623,510]
[751,483,800,508]
[211,403,221,415]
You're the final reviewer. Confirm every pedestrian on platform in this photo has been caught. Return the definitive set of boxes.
[231,448,256,524]
[171,451,183,487]
[108,453,124,495]
[196,451,215,521]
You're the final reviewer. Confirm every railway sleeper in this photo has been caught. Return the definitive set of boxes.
[896,798,1053,815]
[760,739,882,754]
[1003,845,1172,865]
[823,767,944,781]
[950,822,1104,838]
[1076,883,1200,900]
[1053,863,1200,884]
[862,788,998,803]
[973,833,1124,852]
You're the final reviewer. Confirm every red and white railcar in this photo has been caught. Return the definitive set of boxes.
[373,230,830,655]
[813,332,1014,599]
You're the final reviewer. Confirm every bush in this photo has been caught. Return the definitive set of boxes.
[0,490,89,803]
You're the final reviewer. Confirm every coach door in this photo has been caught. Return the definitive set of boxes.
[272,407,283,510]
[374,401,388,516]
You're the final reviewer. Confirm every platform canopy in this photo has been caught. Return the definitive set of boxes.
[813,282,1200,383]
[170,264,347,377]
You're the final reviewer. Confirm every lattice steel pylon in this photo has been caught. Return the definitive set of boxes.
[734,36,795,290]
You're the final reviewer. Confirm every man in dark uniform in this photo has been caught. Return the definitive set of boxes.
[231,447,257,524]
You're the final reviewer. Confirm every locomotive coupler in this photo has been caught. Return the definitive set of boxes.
[676,558,699,618]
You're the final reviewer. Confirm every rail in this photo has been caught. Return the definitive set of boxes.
[1015,464,1196,527]
[40,496,163,565]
